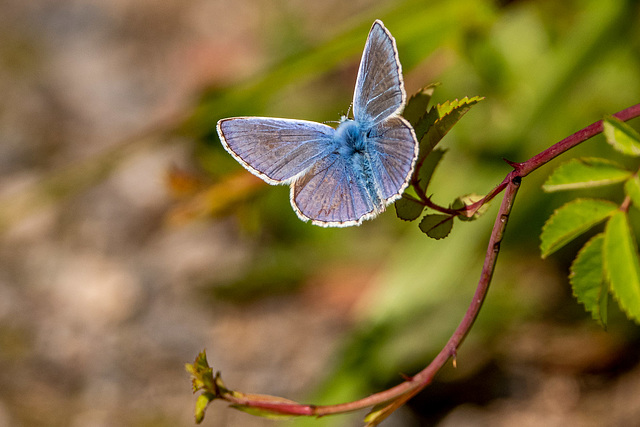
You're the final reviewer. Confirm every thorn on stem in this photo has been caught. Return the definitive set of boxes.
[503,158,522,169]
[450,347,458,368]
[400,372,414,381]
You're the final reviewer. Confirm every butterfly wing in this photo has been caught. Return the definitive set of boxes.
[218,21,416,227]
[217,117,335,184]
[290,20,417,226]
[353,21,418,207]
[367,116,418,202]
[291,152,378,227]
[352,20,406,127]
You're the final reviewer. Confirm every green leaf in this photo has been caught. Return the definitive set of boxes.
[603,115,640,156]
[542,157,631,192]
[186,350,216,392]
[420,96,484,157]
[419,214,454,239]
[624,175,640,209]
[195,393,216,424]
[436,96,484,117]
[569,233,608,326]
[416,148,446,194]
[604,211,640,324]
[540,199,618,258]
[412,106,440,143]
[599,284,609,328]
[364,395,412,427]
[395,195,425,221]
[403,84,439,127]
[364,401,390,424]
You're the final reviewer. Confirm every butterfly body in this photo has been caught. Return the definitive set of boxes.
[217,20,418,227]
[335,119,364,155]
[333,118,384,205]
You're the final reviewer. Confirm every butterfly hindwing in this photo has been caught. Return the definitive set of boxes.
[291,152,377,226]
[217,117,335,184]
[367,116,418,201]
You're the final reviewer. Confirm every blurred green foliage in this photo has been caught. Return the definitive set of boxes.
[180,0,640,425]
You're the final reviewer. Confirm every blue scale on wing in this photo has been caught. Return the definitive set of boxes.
[366,116,417,200]
[218,118,335,183]
[353,23,405,127]
[292,153,375,224]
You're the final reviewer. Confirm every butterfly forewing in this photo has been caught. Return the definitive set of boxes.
[353,20,406,126]
[218,118,335,184]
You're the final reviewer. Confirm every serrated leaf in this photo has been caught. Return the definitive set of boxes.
[603,115,640,156]
[416,148,446,194]
[436,96,484,117]
[403,84,439,127]
[604,211,640,324]
[186,350,216,392]
[420,96,484,156]
[540,199,618,258]
[412,106,440,143]
[187,351,218,424]
[192,349,211,372]
[419,214,454,239]
[624,175,640,209]
[542,157,631,192]
[569,233,608,326]
[395,195,425,221]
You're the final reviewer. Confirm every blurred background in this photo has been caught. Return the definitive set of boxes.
[1,0,640,426]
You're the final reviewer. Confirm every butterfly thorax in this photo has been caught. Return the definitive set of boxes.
[335,119,368,157]
[334,118,382,208]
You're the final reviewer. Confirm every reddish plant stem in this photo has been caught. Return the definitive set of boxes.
[517,103,640,177]
[322,175,523,416]
[465,103,640,215]
[222,176,522,419]
[217,102,640,418]
[423,196,457,215]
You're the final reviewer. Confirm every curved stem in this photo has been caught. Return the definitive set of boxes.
[423,197,458,215]
[220,174,522,419]
[517,103,640,177]
[464,103,640,215]
[323,175,523,416]
[206,102,640,419]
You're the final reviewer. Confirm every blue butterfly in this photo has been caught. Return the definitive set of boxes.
[217,20,418,227]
